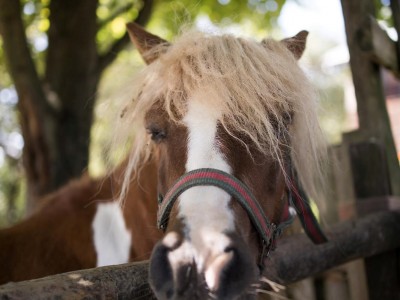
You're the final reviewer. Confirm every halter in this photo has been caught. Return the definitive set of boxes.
[157,168,327,269]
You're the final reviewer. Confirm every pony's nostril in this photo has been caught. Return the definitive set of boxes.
[204,250,234,291]
[224,246,235,253]
[165,288,173,299]
[150,238,198,299]
[149,242,174,298]
[204,240,257,300]
[175,263,197,296]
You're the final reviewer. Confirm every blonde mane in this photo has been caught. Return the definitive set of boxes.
[112,30,327,204]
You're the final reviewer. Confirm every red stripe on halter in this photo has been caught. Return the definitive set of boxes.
[158,169,274,242]
[289,180,327,244]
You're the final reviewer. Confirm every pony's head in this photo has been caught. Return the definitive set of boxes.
[118,23,326,300]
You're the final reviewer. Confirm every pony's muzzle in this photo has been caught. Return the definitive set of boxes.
[149,231,258,300]
[149,234,204,300]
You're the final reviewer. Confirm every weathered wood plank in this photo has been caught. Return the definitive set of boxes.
[390,0,400,72]
[349,141,391,197]
[361,16,400,78]
[0,211,399,299]
[0,261,156,300]
[264,210,400,284]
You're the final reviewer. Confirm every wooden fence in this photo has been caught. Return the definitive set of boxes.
[338,0,400,298]
[0,210,399,299]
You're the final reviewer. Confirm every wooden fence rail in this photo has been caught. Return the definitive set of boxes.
[1,210,399,300]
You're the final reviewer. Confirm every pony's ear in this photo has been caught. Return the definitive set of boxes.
[126,22,169,64]
[280,30,309,60]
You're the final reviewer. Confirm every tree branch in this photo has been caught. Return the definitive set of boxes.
[134,0,154,26]
[0,0,52,203]
[360,16,400,79]
[0,0,49,114]
[97,33,130,72]
[97,0,154,72]
[98,2,135,29]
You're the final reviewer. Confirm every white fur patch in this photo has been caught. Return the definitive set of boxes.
[92,202,132,267]
[163,231,180,249]
[205,250,234,291]
[179,94,235,266]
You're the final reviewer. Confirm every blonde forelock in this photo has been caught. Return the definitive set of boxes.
[112,29,327,205]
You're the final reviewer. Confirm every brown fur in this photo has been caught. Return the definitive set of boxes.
[0,158,162,284]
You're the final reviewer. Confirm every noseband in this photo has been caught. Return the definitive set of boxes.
[157,168,327,269]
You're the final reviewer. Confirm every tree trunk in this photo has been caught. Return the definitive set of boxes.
[44,0,99,193]
[0,0,153,212]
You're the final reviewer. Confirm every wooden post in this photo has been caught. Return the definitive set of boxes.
[348,141,400,300]
[349,141,391,197]
[340,0,400,298]
[340,0,400,196]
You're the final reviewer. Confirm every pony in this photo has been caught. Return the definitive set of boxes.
[115,23,328,300]
[0,23,326,300]
[0,158,162,285]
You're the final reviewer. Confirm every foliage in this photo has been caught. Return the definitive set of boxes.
[0,40,11,86]
[0,86,24,227]
[96,0,287,53]
[0,158,25,228]
[149,0,285,38]
[96,0,142,53]
[374,0,394,27]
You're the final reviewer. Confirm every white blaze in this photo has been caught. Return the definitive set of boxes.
[92,202,132,267]
[179,94,235,269]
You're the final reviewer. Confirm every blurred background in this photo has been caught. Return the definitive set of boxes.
[0,0,398,226]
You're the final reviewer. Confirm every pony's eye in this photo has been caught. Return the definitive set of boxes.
[147,127,167,143]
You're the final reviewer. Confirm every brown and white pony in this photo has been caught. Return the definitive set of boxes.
[115,23,327,300]
[0,158,162,285]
